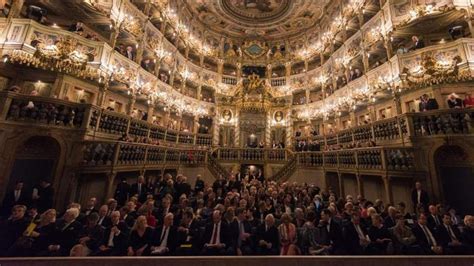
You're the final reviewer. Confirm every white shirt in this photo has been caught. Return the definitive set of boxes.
[354,224,366,240]
[159,226,170,248]
[14,190,21,202]
[107,225,120,247]
[421,225,437,246]
[209,222,221,245]
[417,190,421,204]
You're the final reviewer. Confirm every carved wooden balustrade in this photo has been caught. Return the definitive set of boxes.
[0,91,213,147]
[295,147,417,172]
[214,148,290,163]
[81,140,208,172]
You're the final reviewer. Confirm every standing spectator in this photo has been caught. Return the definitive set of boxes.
[418,94,439,112]
[411,182,429,213]
[2,181,29,217]
[463,92,474,108]
[114,178,130,207]
[447,93,463,109]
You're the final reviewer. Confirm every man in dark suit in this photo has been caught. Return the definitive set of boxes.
[427,205,442,231]
[150,213,178,255]
[231,207,253,255]
[384,206,397,229]
[320,209,345,254]
[96,211,129,256]
[114,178,130,207]
[175,209,201,256]
[412,213,443,255]
[0,205,29,256]
[1,181,29,216]
[130,176,147,203]
[79,213,105,254]
[437,214,467,254]
[49,208,82,256]
[155,197,175,226]
[418,94,439,112]
[411,35,425,50]
[256,214,279,255]
[201,210,232,255]
[33,179,54,213]
[411,181,429,213]
[174,175,191,198]
[344,212,370,255]
[97,205,111,228]
[81,197,98,217]
[194,175,205,193]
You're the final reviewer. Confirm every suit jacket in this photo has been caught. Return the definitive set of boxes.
[437,224,461,247]
[2,189,30,211]
[202,221,231,248]
[36,185,54,212]
[102,221,129,255]
[114,182,130,206]
[53,219,82,252]
[97,215,111,228]
[256,224,279,250]
[322,219,344,253]
[411,189,429,209]
[81,207,98,217]
[151,225,178,254]
[80,224,105,251]
[0,217,29,251]
[384,216,397,229]
[230,220,253,249]
[447,98,463,109]
[343,223,368,254]
[413,224,440,249]
[427,214,442,231]
[130,183,148,203]
[414,40,425,50]
[419,99,439,112]
[177,219,201,248]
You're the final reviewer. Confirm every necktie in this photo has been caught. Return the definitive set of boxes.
[160,226,167,244]
[211,224,218,244]
[447,226,457,241]
[138,184,141,195]
[434,215,440,226]
[15,190,20,202]
[356,224,365,240]
[422,225,436,246]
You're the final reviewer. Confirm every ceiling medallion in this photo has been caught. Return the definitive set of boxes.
[242,40,268,59]
[220,0,292,22]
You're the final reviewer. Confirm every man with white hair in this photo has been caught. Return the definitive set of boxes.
[256,214,279,255]
[49,208,82,255]
[150,213,177,255]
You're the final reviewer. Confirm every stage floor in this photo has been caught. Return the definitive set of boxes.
[1,256,473,266]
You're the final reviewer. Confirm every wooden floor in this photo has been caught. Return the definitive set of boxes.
[1,256,473,266]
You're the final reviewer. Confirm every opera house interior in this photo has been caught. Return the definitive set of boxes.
[0,0,474,264]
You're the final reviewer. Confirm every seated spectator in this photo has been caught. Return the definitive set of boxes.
[127,215,153,256]
[201,210,232,255]
[367,214,393,254]
[79,213,105,254]
[412,213,443,255]
[49,208,82,256]
[256,214,279,255]
[278,213,299,255]
[391,215,419,254]
[150,213,177,255]
[437,213,467,254]
[343,212,370,255]
[0,205,29,256]
[96,211,129,256]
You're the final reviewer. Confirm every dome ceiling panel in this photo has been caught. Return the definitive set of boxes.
[182,0,329,41]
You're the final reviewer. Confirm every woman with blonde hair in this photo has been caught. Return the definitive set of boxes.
[127,215,153,256]
[278,213,300,255]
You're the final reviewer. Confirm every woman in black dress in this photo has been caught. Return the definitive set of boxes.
[127,215,153,256]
